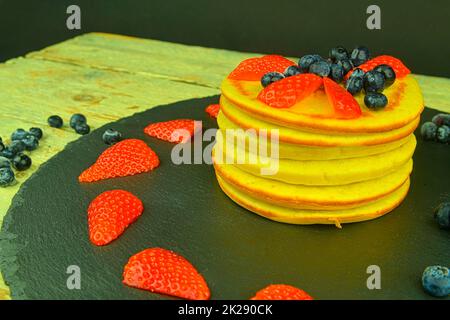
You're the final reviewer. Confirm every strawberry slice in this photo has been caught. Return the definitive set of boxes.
[323,77,362,119]
[345,55,410,79]
[251,284,313,300]
[228,55,295,81]
[144,119,199,143]
[257,73,323,108]
[205,104,220,118]
[79,139,160,183]
[123,248,210,300]
[88,190,143,246]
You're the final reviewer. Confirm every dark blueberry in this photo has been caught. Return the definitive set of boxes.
[283,65,302,77]
[70,113,87,129]
[298,54,323,72]
[12,153,32,171]
[436,125,450,144]
[75,123,91,135]
[363,70,385,93]
[345,76,364,95]
[373,64,396,87]
[420,122,438,141]
[309,61,331,77]
[364,92,388,109]
[102,129,123,145]
[0,148,15,159]
[434,202,450,229]
[422,266,450,297]
[261,72,285,87]
[329,46,349,62]
[21,135,39,151]
[350,46,370,66]
[9,140,26,154]
[337,59,354,74]
[0,167,15,187]
[0,140,4,152]
[351,68,365,79]
[0,156,11,169]
[329,63,344,82]
[48,115,63,128]
[432,113,450,127]
[29,127,43,140]
[11,128,28,141]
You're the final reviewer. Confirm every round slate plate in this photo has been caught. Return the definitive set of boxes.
[1,96,449,300]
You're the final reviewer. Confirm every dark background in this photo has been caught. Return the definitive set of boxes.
[0,0,449,77]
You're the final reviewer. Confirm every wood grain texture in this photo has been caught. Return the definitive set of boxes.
[0,32,449,299]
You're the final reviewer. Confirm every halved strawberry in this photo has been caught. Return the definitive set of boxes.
[228,55,295,81]
[251,284,313,300]
[323,77,362,119]
[345,55,410,79]
[205,104,220,118]
[144,119,199,143]
[88,190,143,246]
[79,139,160,183]
[123,248,210,300]
[257,73,323,108]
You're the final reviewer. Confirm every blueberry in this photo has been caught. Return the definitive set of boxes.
[351,68,365,79]
[329,46,349,62]
[373,64,396,87]
[363,70,385,93]
[0,156,11,169]
[284,65,302,77]
[329,64,344,82]
[29,127,43,140]
[422,266,450,297]
[70,114,87,129]
[75,123,90,135]
[432,113,450,127]
[0,148,15,159]
[337,59,354,74]
[102,129,123,145]
[309,60,331,77]
[48,115,63,128]
[9,140,26,154]
[0,140,4,152]
[11,129,28,141]
[434,202,450,229]
[298,54,323,72]
[261,72,285,87]
[436,125,450,144]
[12,153,32,171]
[0,167,15,187]
[350,46,370,66]
[364,92,388,109]
[21,135,39,151]
[346,76,364,95]
[420,122,438,141]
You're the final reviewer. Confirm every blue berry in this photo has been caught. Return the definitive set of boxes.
[9,140,26,154]
[345,76,364,95]
[337,59,353,74]
[350,46,370,66]
[0,156,11,169]
[434,202,450,229]
[29,127,43,140]
[102,129,123,145]
[422,266,450,297]
[0,140,4,152]
[309,60,331,77]
[284,65,302,77]
[329,64,344,82]
[48,115,63,128]
[432,113,450,127]
[261,72,285,87]
[329,46,349,62]
[298,54,323,72]
[21,135,39,151]
[0,148,15,159]
[11,129,28,141]
[0,167,15,187]
[373,64,396,87]
[420,122,438,141]
[70,114,87,129]
[437,125,449,144]
[364,92,388,109]
[12,153,32,171]
[75,123,90,135]
[363,71,385,93]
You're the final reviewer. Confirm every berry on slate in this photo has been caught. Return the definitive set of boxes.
[70,113,87,129]
[29,127,43,140]
[251,284,313,300]
[88,190,143,246]
[228,55,294,81]
[434,202,450,229]
[329,46,349,62]
[48,115,63,128]
[21,135,39,151]
[261,72,285,87]
[284,65,302,77]
[432,113,450,127]
[420,122,438,141]
[337,58,354,74]
[364,92,388,110]
[123,247,211,300]
[75,123,91,135]
[0,157,11,169]
[373,64,396,87]
[11,129,28,141]
[350,46,370,66]
[12,153,32,171]
[329,63,344,82]
[102,129,123,145]
[0,167,15,187]
[298,54,323,72]
[323,77,361,119]
[422,266,450,297]
[436,125,449,144]
[363,70,386,93]
[309,60,331,77]
[205,104,220,118]
[144,119,199,143]
[9,140,26,154]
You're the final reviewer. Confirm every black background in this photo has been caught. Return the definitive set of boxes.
[0,0,449,77]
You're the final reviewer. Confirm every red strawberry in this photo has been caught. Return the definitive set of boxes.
[144,119,199,143]
[123,248,210,300]
[79,139,159,183]
[345,55,411,79]
[88,190,143,246]
[323,77,361,119]
[251,284,313,300]
[257,73,323,108]
[228,55,295,81]
[205,104,220,118]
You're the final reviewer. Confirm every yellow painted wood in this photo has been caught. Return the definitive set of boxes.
[1,32,449,299]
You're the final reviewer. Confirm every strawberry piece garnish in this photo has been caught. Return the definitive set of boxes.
[144,119,199,143]
[228,55,295,81]
[323,77,362,119]
[79,139,160,183]
[88,190,143,246]
[251,284,313,300]
[257,73,323,108]
[345,55,410,79]
[205,104,220,118]
[123,248,210,300]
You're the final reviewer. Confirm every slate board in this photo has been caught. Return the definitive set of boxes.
[1,96,449,300]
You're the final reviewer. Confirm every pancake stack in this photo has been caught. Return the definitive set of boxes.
[212,55,424,227]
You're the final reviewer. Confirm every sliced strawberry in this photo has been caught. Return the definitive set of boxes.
[205,104,220,118]
[144,119,199,143]
[257,73,323,108]
[323,77,362,119]
[345,55,410,79]
[79,139,160,183]
[228,55,295,81]
[251,284,313,300]
[88,190,143,246]
[123,248,210,300]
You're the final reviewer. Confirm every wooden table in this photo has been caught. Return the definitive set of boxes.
[0,33,449,300]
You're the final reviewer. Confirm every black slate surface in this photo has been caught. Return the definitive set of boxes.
[0,96,449,300]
